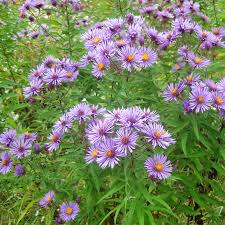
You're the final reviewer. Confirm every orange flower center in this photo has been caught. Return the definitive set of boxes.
[213,29,219,35]
[170,88,177,95]
[154,131,162,139]
[175,65,181,70]
[106,149,113,157]
[121,137,129,144]
[127,54,134,62]
[66,207,73,215]
[2,160,8,166]
[97,63,104,71]
[154,163,164,172]
[197,96,204,103]
[194,57,202,64]
[186,76,193,81]
[51,135,59,142]
[142,53,150,61]
[45,196,52,203]
[202,32,208,37]
[66,72,73,78]
[91,149,98,157]
[92,37,100,44]
[215,96,223,105]
[117,39,125,45]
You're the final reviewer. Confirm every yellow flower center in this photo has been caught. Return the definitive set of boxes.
[117,39,125,45]
[202,32,208,37]
[154,163,164,172]
[106,149,113,157]
[215,96,223,105]
[24,132,30,137]
[45,196,52,203]
[127,54,134,62]
[92,37,100,44]
[194,57,202,64]
[91,149,98,157]
[213,29,219,35]
[2,160,8,166]
[19,11,24,17]
[66,72,73,78]
[121,137,129,144]
[186,76,193,81]
[170,88,177,95]
[175,65,181,70]
[154,131,162,139]
[142,53,150,61]
[197,96,204,103]
[66,207,73,215]
[97,63,104,71]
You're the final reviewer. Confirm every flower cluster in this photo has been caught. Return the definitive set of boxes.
[23,56,79,101]
[163,75,225,119]
[0,129,38,175]
[47,102,175,180]
[39,191,80,223]
[79,14,158,78]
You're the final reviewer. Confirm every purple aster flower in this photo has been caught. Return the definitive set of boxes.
[178,45,189,58]
[43,56,59,69]
[172,62,184,72]
[85,145,100,164]
[127,24,142,42]
[187,52,210,68]
[46,131,62,152]
[139,47,157,68]
[219,109,225,120]
[114,128,138,155]
[34,143,40,154]
[92,58,109,78]
[211,27,225,38]
[97,139,124,168]
[104,108,122,124]
[54,113,73,133]
[14,164,25,176]
[79,52,96,67]
[39,191,55,207]
[147,27,162,45]
[116,38,128,48]
[189,87,212,113]
[211,92,225,110]
[28,65,45,81]
[139,6,157,15]
[194,26,209,42]
[163,82,185,101]
[30,31,39,39]
[119,107,144,130]
[157,10,173,20]
[182,100,192,114]
[144,154,172,180]
[90,105,106,118]
[104,18,123,36]
[69,103,91,122]
[204,79,218,91]
[217,78,225,93]
[172,18,193,34]
[0,129,16,147]
[23,79,43,99]
[59,202,79,222]
[142,123,175,149]
[19,132,37,143]
[86,119,113,145]
[9,137,32,159]
[62,67,78,82]
[117,46,141,71]
[183,74,200,86]
[95,41,116,60]
[0,152,12,174]
[44,68,66,86]
[141,108,160,123]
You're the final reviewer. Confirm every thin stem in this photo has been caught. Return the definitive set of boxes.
[65,5,73,58]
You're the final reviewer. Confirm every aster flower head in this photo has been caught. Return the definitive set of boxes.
[59,202,79,222]
[114,128,138,155]
[9,137,32,159]
[43,56,59,69]
[211,92,225,110]
[39,191,55,207]
[147,27,162,45]
[172,62,184,72]
[142,123,176,149]
[144,154,172,180]
[95,41,116,60]
[141,108,160,123]
[189,87,212,113]
[28,64,45,81]
[0,129,16,147]
[79,51,96,67]
[119,107,144,130]
[44,68,66,86]
[23,79,43,99]
[19,132,37,143]
[211,27,225,38]
[104,18,123,36]
[92,58,109,78]
[172,18,193,34]
[139,47,157,68]
[183,74,200,86]
[178,45,189,58]
[127,24,142,42]
[104,108,123,124]
[46,131,62,152]
[90,105,106,118]
[86,119,113,145]
[117,46,141,71]
[0,152,12,174]
[219,109,225,120]
[187,52,210,69]
[163,82,185,101]
[217,78,225,93]
[204,79,218,91]
[14,164,25,176]
[97,138,124,168]
[182,100,192,114]
[53,113,73,133]
[69,103,91,122]
[85,145,100,164]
